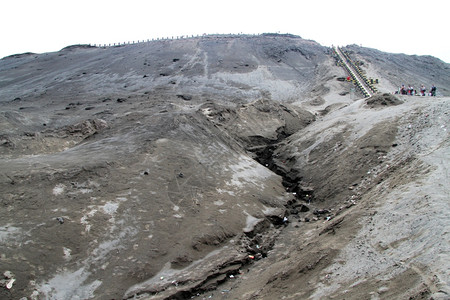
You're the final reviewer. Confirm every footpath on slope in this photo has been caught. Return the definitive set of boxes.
[334,46,374,97]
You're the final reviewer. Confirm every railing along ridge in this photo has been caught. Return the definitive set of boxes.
[89,33,292,48]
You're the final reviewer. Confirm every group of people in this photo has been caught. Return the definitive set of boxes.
[397,84,437,96]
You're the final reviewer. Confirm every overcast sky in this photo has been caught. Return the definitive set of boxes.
[1,0,449,62]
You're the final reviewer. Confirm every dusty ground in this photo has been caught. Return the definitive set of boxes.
[0,34,448,300]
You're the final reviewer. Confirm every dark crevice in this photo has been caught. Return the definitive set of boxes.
[128,128,315,299]
[247,127,315,215]
[128,228,277,300]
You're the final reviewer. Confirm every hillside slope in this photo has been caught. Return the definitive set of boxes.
[0,34,449,300]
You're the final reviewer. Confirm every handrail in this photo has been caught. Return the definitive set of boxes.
[333,46,373,97]
[88,33,284,48]
[335,47,378,95]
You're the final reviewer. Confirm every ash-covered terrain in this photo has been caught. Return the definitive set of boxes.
[0,34,449,300]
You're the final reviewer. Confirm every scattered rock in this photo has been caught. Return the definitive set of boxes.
[0,135,13,147]
[177,94,192,101]
[313,209,330,215]
[4,271,14,279]
[171,254,193,269]
[293,203,310,212]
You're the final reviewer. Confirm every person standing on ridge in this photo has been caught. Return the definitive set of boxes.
[420,85,426,96]
[430,85,437,96]
[400,85,406,95]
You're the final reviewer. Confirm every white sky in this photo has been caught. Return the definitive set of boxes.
[1,0,449,62]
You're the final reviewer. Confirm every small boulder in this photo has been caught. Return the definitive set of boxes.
[177,94,192,101]
[365,93,403,108]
